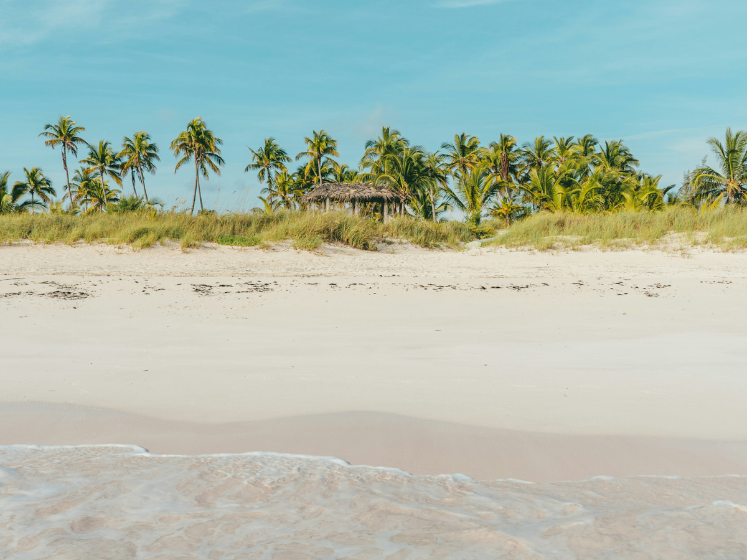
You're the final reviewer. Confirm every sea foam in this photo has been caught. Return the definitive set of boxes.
[1,445,746,558]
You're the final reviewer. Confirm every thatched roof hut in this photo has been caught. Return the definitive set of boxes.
[300,183,400,204]
[301,183,400,220]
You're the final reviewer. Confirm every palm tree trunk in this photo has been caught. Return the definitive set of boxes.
[430,190,438,223]
[318,158,323,187]
[191,157,199,215]
[138,165,149,204]
[31,192,35,216]
[131,171,138,197]
[62,148,72,210]
[198,176,204,212]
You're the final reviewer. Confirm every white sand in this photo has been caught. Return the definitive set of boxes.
[2,243,747,480]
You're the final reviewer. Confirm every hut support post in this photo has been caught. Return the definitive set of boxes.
[325,197,330,212]
[354,200,358,217]
[383,200,388,223]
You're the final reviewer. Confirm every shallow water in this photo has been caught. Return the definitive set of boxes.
[1,445,746,559]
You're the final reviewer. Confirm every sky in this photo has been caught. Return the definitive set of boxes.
[2,0,746,211]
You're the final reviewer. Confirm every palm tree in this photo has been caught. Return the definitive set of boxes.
[296,130,339,188]
[375,146,430,216]
[444,165,500,226]
[39,116,86,209]
[520,136,554,173]
[119,132,159,203]
[245,138,291,186]
[441,133,481,177]
[252,195,280,215]
[690,128,747,205]
[170,118,225,215]
[422,152,449,222]
[69,168,98,211]
[262,170,303,211]
[0,172,19,214]
[620,174,674,212]
[360,126,408,177]
[82,178,120,213]
[330,163,359,184]
[82,141,122,199]
[552,136,578,166]
[490,192,525,227]
[485,135,518,181]
[575,134,599,157]
[13,168,56,215]
[594,140,639,175]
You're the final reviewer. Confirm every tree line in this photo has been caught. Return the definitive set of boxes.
[2,115,746,225]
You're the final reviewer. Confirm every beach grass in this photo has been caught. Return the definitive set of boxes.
[2,207,746,251]
[0,211,473,250]
[486,207,747,250]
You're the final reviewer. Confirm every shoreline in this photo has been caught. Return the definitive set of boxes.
[3,404,747,482]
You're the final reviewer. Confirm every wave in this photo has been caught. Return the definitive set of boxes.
[2,445,746,558]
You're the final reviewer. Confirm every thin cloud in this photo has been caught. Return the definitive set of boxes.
[0,0,183,48]
[436,0,516,8]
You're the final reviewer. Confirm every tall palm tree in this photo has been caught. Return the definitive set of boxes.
[690,128,747,205]
[39,116,86,209]
[82,141,122,198]
[245,138,291,186]
[441,133,481,177]
[170,118,225,215]
[444,165,499,226]
[13,168,56,215]
[296,130,339,188]
[119,132,159,203]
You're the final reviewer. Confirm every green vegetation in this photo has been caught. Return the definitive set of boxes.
[216,235,261,247]
[488,206,747,251]
[2,114,747,252]
[0,211,473,250]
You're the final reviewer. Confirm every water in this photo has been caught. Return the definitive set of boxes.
[1,445,746,559]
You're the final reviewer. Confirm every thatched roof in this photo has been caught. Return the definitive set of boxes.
[301,183,401,203]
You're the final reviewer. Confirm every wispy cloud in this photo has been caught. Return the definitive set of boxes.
[0,0,184,49]
[436,0,516,8]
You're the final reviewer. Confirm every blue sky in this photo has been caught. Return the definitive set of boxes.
[2,0,746,211]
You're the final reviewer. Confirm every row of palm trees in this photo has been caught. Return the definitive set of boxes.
[2,116,215,215]
[3,115,746,223]
[250,127,747,224]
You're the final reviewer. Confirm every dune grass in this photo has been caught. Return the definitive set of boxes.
[0,211,473,251]
[2,207,746,252]
[487,207,747,250]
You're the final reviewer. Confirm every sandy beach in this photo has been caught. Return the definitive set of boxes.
[2,242,747,480]
[3,242,747,557]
